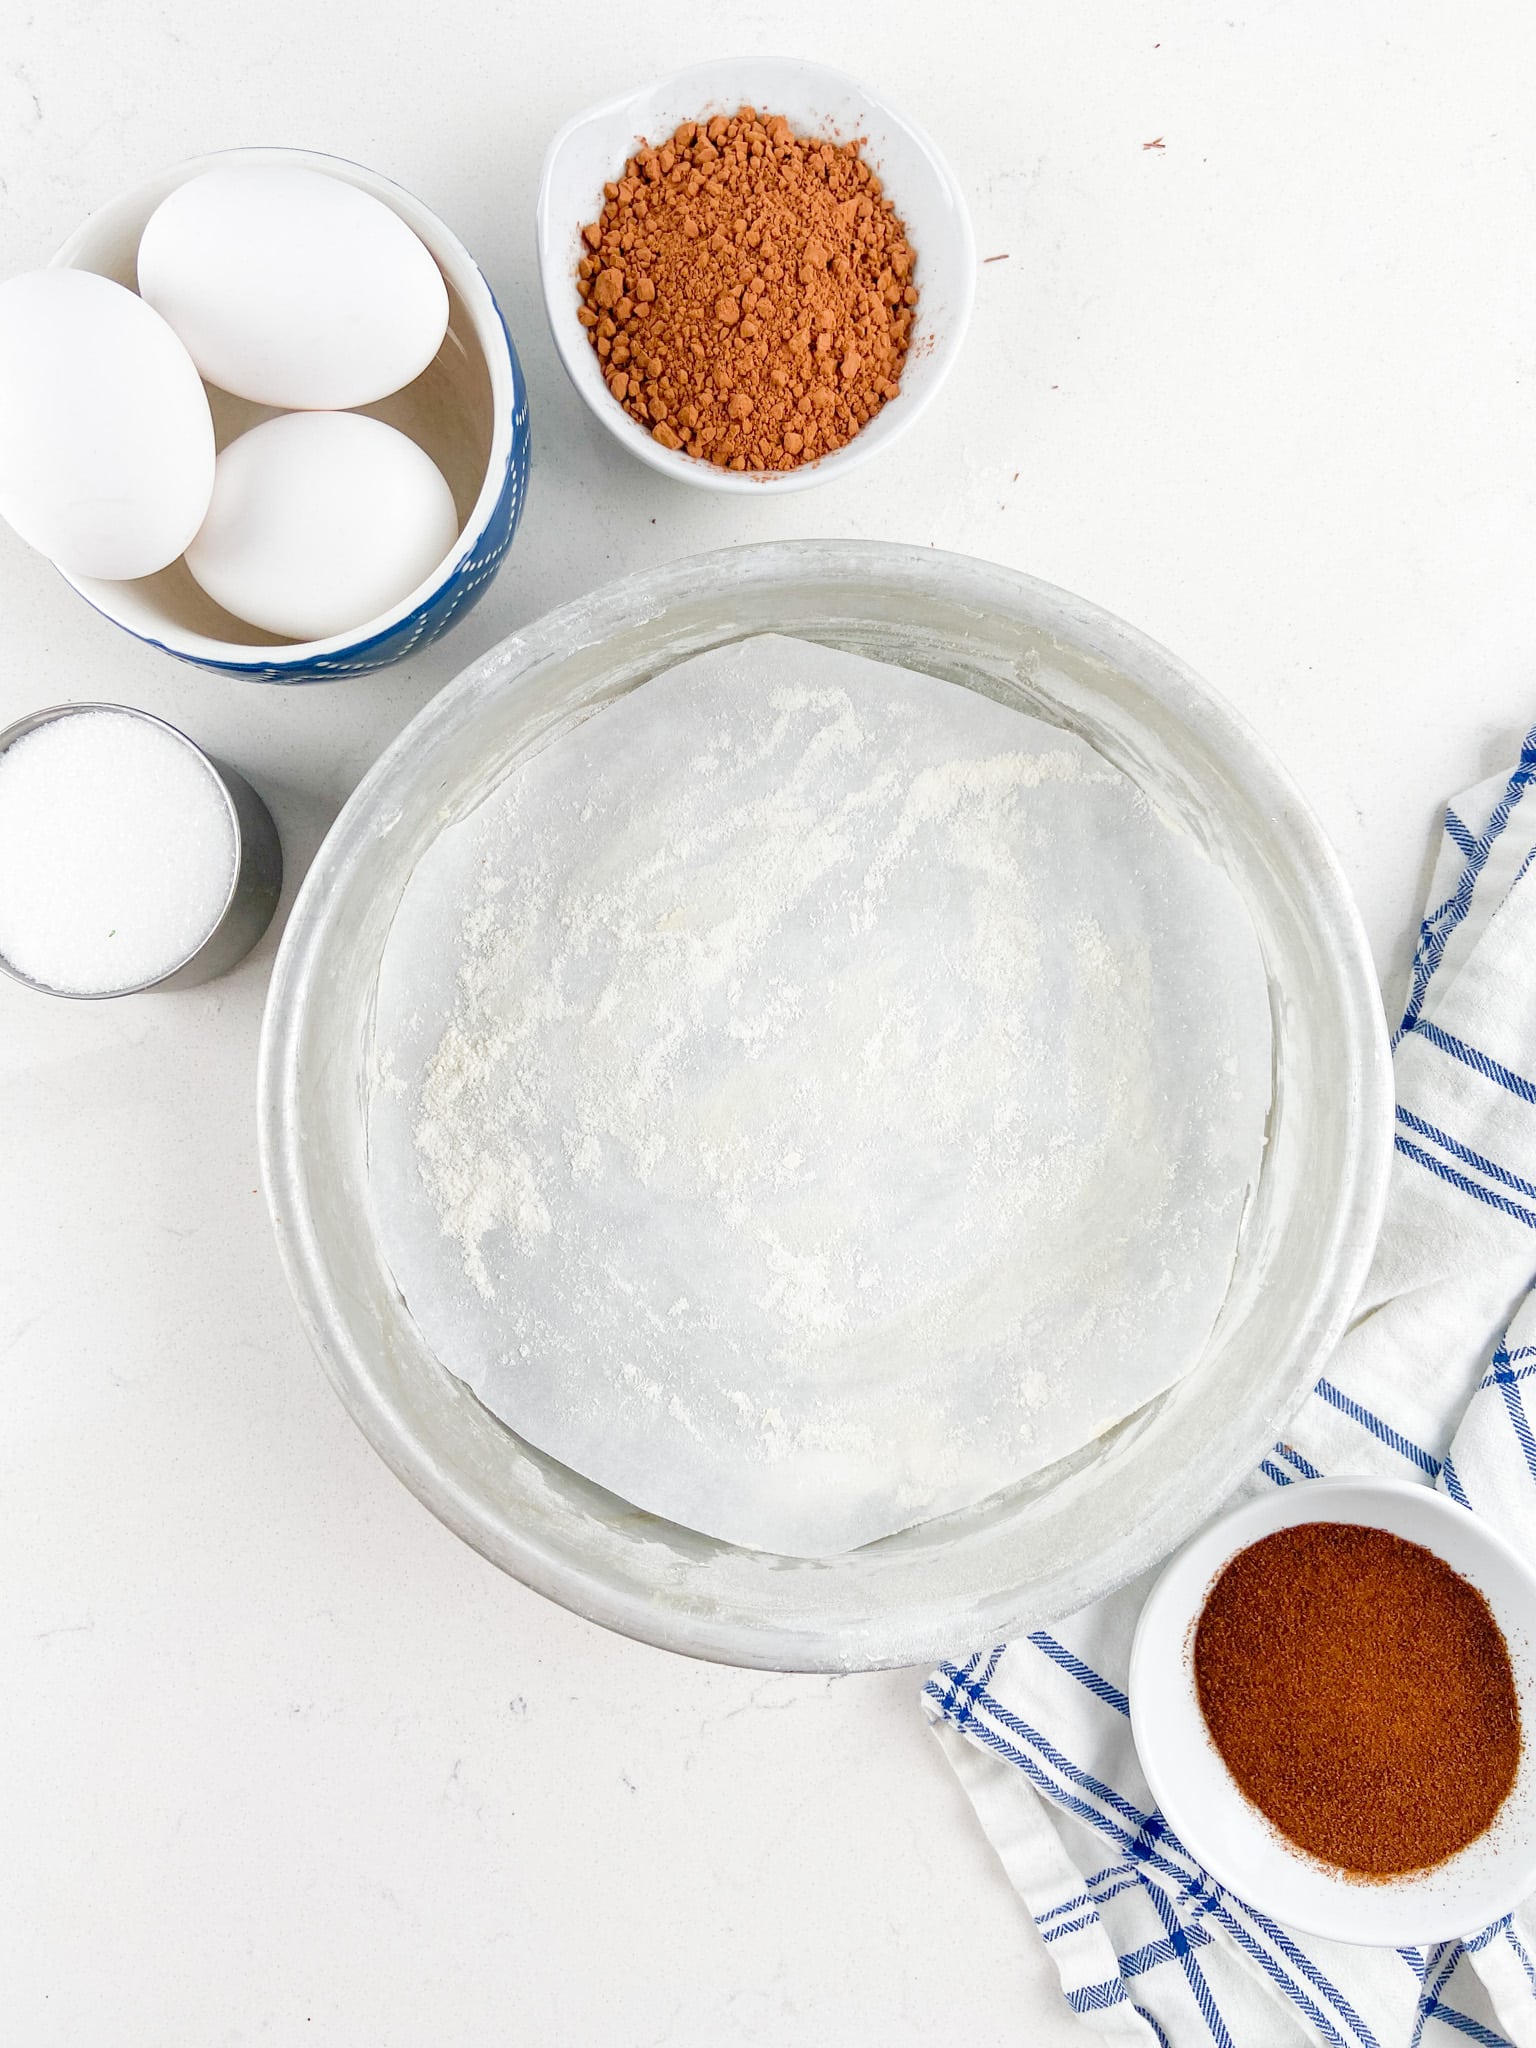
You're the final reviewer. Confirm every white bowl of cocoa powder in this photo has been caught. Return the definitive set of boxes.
[536,57,975,490]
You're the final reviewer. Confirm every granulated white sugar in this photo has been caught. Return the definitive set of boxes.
[367,635,1273,1556]
[0,709,236,994]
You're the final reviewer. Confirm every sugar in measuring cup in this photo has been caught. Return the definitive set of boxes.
[0,702,281,997]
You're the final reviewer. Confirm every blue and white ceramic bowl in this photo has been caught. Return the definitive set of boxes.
[49,147,530,684]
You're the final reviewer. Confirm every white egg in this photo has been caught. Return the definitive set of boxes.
[185,411,459,642]
[137,167,451,410]
[0,269,215,580]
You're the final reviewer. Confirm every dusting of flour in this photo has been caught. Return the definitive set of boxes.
[367,634,1271,1556]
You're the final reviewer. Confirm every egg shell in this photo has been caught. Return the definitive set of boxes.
[137,167,451,410]
[184,411,460,642]
[0,269,216,581]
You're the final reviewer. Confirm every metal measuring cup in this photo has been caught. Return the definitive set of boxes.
[0,701,283,998]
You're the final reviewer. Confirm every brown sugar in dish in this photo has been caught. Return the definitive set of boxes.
[576,107,919,471]
[1194,1522,1521,1878]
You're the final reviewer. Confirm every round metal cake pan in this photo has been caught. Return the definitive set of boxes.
[257,540,1392,1671]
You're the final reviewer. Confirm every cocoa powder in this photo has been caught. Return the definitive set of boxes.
[576,107,918,472]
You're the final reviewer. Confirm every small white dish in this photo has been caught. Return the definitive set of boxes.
[1130,1475,1536,1945]
[536,57,975,493]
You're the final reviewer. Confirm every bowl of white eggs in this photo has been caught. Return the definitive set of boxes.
[0,147,529,683]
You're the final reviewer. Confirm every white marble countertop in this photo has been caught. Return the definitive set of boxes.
[5,3,1536,2041]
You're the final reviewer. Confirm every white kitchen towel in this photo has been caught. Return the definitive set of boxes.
[925,727,1536,2048]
